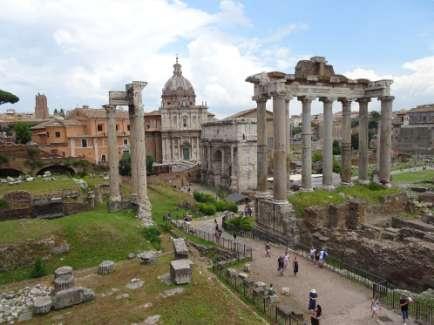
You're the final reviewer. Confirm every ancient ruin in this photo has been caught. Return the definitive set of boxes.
[247,57,394,243]
[107,81,152,225]
[34,93,49,120]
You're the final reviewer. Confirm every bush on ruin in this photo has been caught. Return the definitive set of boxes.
[197,203,216,216]
[142,226,161,250]
[30,257,47,278]
[223,216,254,233]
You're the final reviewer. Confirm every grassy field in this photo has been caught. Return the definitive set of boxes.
[0,183,193,285]
[0,175,108,197]
[392,169,434,184]
[2,236,264,325]
[289,184,400,216]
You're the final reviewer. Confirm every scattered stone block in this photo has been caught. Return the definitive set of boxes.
[172,237,189,259]
[128,252,136,259]
[98,260,115,275]
[137,251,157,264]
[126,278,144,290]
[253,287,265,298]
[238,272,248,280]
[281,287,290,296]
[170,259,192,285]
[52,287,95,310]
[254,281,266,289]
[160,287,184,298]
[243,263,251,273]
[227,268,237,279]
[115,293,130,300]
[54,274,75,292]
[144,315,161,325]
[54,266,73,278]
[33,296,52,314]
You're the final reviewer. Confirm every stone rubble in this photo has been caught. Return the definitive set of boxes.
[126,278,144,290]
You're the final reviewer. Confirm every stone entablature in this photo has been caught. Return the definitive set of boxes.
[201,119,257,193]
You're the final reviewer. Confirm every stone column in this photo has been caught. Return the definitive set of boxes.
[340,98,352,185]
[255,95,269,192]
[299,96,314,191]
[285,97,291,173]
[357,98,370,183]
[127,81,152,226]
[104,104,122,211]
[320,97,335,190]
[272,92,290,201]
[379,96,394,186]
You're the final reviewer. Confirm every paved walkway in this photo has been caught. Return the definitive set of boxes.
[191,216,414,325]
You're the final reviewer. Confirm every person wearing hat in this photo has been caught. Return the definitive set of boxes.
[308,289,318,311]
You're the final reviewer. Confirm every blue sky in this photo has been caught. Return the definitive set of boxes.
[1,0,434,117]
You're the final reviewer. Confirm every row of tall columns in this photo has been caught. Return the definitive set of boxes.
[104,104,121,210]
[127,82,152,226]
[256,94,394,196]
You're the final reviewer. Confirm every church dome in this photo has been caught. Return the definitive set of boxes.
[162,57,196,108]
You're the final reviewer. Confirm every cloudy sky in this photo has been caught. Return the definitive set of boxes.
[1,0,434,118]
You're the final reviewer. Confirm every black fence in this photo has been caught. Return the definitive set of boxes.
[212,263,304,325]
[170,219,253,260]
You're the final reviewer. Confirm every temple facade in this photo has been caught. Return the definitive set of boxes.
[160,58,214,164]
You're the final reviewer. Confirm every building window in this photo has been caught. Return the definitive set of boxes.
[81,139,88,147]
[124,139,128,145]
[116,124,119,131]
[268,137,273,148]
[127,125,130,131]
[55,131,60,138]
[97,124,103,132]
[183,117,187,127]
[101,154,106,163]
[146,124,150,129]
[47,132,50,137]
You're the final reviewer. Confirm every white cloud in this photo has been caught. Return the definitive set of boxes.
[345,56,434,110]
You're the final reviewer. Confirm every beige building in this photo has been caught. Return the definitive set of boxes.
[160,58,214,163]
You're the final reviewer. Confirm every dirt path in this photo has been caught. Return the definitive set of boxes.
[192,217,414,325]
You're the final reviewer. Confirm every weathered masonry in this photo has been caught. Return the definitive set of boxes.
[246,56,394,243]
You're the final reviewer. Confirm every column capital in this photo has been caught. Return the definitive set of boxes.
[338,97,353,104]
[356,97,371,104]
[319,96,336,104]
[103,104,117,114]
[298,96,316,103]
[271,90,292,101]
[378,95,395,102]
[252,94,270,103]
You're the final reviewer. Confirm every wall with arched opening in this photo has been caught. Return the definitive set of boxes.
[36,165,76,176]
[0,168,24,178]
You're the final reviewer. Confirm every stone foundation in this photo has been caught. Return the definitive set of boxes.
[255,198,299,245]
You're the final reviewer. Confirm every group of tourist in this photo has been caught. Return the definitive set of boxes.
[309,247,328,267]
[371,294,412,324]
[308,289,322,325]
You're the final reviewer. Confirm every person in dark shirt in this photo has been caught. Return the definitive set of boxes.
[310,304,322,325]
[293,256,299,276]
[400,295,410,324]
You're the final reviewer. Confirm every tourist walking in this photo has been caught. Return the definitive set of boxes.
[283,252,289,272]
[265,241,271,257]
[400,295,410,325]
[308,289,318,311]
[319,248,328,268]
[310,247,316,262]
[314,249,320,266]
[310,304,322,325]
[277,255,285,276]
[371,295,381,319]
[293,256,299,276]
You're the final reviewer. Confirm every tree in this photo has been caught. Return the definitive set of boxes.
[333,140,341,155]
[60,108,65,117]
[54,108,58,115]
[14,122,31,144]
[119,151,131,176]
[146,155,154,175]
[0,89,19,106]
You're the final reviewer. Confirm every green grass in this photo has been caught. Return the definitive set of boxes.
[289,184,401,217]
[392,169,434,184]
[0,175,108,197]
[0,183,192,285]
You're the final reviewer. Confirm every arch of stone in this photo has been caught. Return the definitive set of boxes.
[246,56,394,243]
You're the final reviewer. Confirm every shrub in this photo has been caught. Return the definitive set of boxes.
[0,154,8,165]
[197,203,216,215]
[223,216,254,233]
[193,191,216,204]
[30,258,46,278]
[143,226,161,250]
[0,198,9,209]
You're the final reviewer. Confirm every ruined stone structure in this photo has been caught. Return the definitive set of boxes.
[108,81,152,226]
[246,56,394,243]
[201,118,257,193]
[34,93,49,120]
[160,58,214,164]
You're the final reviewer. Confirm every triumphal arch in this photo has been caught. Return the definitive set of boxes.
[246,56,394,243]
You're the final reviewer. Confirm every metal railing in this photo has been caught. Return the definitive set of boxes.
[212,263,304,325]
[169,219,253,260]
